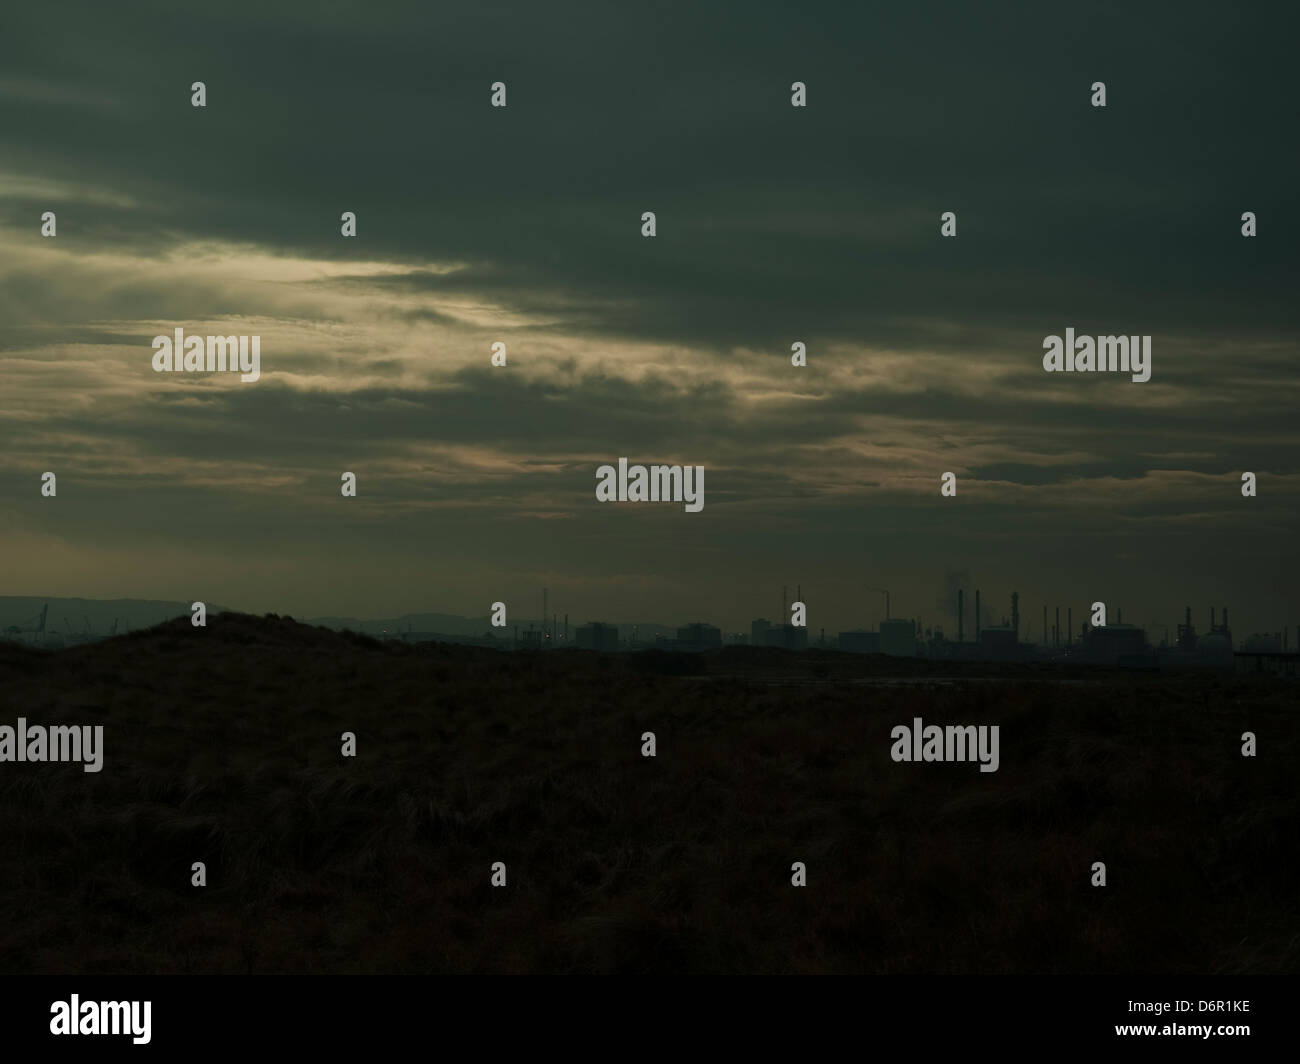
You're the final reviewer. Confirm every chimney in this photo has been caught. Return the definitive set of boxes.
[1043,605,1048,648]
[1118,607,1122,625]
[1185,606,1191,628]
[957,589,964,644]
[1223,606,1229,630]
[1068,607,1073,646]
[975,590,981,641]
[1011,592,1019,638]
[1210,606,1216,631]
[1055,606,1060,648]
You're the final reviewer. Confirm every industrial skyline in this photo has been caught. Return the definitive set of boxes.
[4,590,1295,673]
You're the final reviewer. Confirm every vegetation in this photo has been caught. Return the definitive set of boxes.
[0,613,1295,973]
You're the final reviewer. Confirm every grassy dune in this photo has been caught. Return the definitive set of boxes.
[0,613,1296,973]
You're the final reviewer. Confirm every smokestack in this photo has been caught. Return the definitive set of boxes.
[1223,606,1229,630]
[1185,606,1191,628]
[1011,592,1019,638]
[543,588,548,641]
[1068,607,1072,646]
[1043,605,1048,648]
[975,590,981,641]
[564,613,568,643]
[1118,607,1122,625]
[1210,606,1215,631]
[1055,606,1060,648]
[957,590,964,644]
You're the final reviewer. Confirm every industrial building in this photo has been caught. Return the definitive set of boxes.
[838,629,880,654]
[1234,651,1299,677]
[771,624,808,650]
[1079,623,1151,665]
[879,618,917,657]
[575,622,620,651]
[675,622,722,652]
[748,619,807,650]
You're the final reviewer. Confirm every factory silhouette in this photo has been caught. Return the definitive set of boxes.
[501,585,1297,678]
[4,587,1296,677]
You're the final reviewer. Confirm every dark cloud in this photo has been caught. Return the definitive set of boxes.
[0,1,1296,628]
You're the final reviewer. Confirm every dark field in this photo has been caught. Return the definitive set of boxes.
[1,613,1296,974]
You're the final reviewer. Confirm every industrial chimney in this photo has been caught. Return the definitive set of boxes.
[957,589,964,643]
[1011,592,1019,638]
[975,590,981,642]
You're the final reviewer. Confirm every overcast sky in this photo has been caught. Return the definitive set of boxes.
[1,1,1296,636]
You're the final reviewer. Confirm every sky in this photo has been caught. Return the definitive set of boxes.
[1,1,1297,637]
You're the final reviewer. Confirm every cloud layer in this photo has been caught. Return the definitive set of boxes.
[1,1,1296,632]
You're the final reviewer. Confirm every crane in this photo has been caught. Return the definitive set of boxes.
[5,603,48,641]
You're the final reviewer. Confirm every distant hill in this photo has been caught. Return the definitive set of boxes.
[306,615,680,642]
[308,612,494,636]
[0,595,685,645]
[0,596,234,638]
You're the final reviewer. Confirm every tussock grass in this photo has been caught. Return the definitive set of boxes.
[0,612,1296,973]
